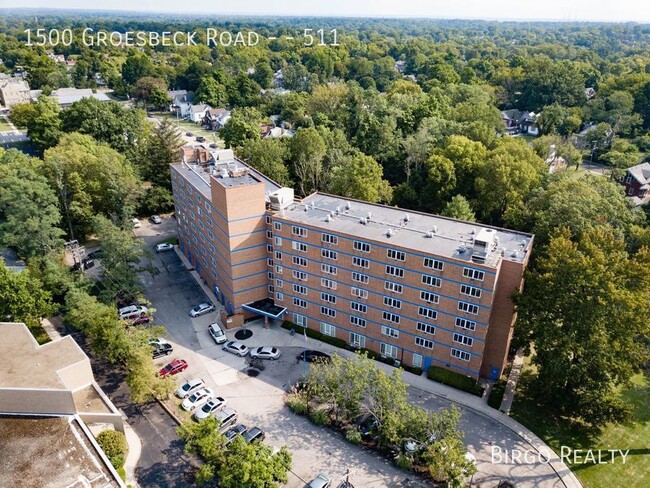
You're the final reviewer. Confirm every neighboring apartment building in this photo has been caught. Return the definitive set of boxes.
[0,74,30,108]
[619,162,650,206]
[171,152,533,380]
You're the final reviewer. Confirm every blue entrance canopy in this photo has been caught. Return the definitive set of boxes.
[242,298,287,320]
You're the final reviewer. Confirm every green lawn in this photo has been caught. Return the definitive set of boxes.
[0,117,14,132]
[155,113,223,142]
[511,364,650,488]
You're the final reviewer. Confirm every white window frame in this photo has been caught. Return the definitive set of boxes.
[353,241,371,253]
[460,284,482,299]
[382,311,400,324]
[423,258,444,271]
[350,302,367,314]
[352,272,369,284]
[453,332,474,347]
[320,322,336,337]
[353,257,370,269]
[455,317,477,331]
[384,281,403,294]
[351,287,368,299]
[415,337,434,349]
[463,268,485,281]
[385,265,404,278]
[383,296,402,309]
[416,322,436,335]
[451,348,471,362]
[322,233,338,245]
[387,249,406,261]
[418,306,437,320]
[350,316,367,328]
[380,342,398,358]
[381,326,399,338]
[422,274,441,287]
[458,301,479,315]
[350,332,366,348]
[321,278,337,290]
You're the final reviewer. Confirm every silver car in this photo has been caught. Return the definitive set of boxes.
[249,346,281,360]
[222,340,249,357]
[189,302,215,317]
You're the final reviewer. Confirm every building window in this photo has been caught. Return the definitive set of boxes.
[320,322,336,337]
[293,270,307,281]
[451,348,471,361]
[322,233,338,245]
[292,226,307,237]
[387,249,406,261]
[294,314,306,326]
[321,292,336,304]
[628,187,634,196]
[353,257,370,269]
[382,311,400,324]
[350,316,366,328]
[460,284,482,298]
[415,337,434,349]
[268,271,274,280]
[268,285,275,294]
[384,281,403,294]
[292,284,308,295]
[275,292,283,301]
[385,265,404,278]
[458,301,479,315]
[293,298,307,308]
[463,268,485,281]
[423,258,444,271]
[455,317,477,331]
[418,306,437,320]
[422,274,441,288]
[266,230,273,239]
[292,241,308,253]
[353,241,371,253]
[267,244,273,253]
[321,249,338,260]
[275,265,283,275]
[275,279,283,288]
[321,264,337,275]
[351,287,368,299]
[350,302,367,314]
[420,291,440,304]
[381,326,399,338]
[275,251,283,261]
[383,296,402,309]
[320,306,336,318]
[380,342,398,358]
[265,215,272,224]
[321,278,337,290]
[267,258,273,267]
[625,175,632,183]
[416,322,436,335]
[292,256,308,267]
[350,332,366,348]
[412,354,423,368]
[352,272,369,284]
[453,332,474,347]
[274,222,282,231]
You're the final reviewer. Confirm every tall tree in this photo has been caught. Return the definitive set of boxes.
[290,127,327,195]
[194,76,228,107]
[0,261,55,329]
[0,150,64,257]
[236,138,292,186]
[221,107,262,149]
[143,118,184,190]
[515,227,650,424]
[131,77,168,108]
[441,195,476,222]
[26,95,62,150]
[217,439,292,488]
[327,151,393,203]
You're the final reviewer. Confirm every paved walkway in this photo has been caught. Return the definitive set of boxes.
[500,348,525,414]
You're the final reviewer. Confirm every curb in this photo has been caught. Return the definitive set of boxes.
[156,398,183,426]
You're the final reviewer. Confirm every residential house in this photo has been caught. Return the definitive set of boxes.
[394,60,407,74]
[49,87,111,108]
[273,69,284,88]
[262,126,294,138]
[0,74,31,109]
[168,90,195,118]
[585,87,596,100]
[501,109,540,136]
[0,248,26,273]
[619,162,650,206]
[202,108,231,130]
[189,104,212,123]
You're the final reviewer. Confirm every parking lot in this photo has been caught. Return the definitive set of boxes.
[136,217,565,488]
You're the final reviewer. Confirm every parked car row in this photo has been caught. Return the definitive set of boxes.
[222,341,282,360]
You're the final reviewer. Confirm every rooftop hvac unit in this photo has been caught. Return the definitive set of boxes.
[325,215,331,222]
[432,226,438,233]
[268,187,295,210]
[359,218,367,225]
[386,228,393,237]
[511,250,519,258]
[335,206,341,214]
[367,212,372,220]
[425,231,433,238]
[345,201,351,210]
[470,228,476,235]
[404,213,410,222]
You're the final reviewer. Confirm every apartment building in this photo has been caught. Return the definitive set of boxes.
[171,150,533,380]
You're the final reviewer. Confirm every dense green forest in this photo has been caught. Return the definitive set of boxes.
[1,12,649,430]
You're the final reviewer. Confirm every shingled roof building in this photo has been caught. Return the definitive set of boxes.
[171,151,533,380]
[619,162,650,206]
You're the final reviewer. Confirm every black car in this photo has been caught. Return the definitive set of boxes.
[152,343,173,359]
[296,350,331,364]
[357,414,379,441]
[242,427,265,443]
[224,424,248,445]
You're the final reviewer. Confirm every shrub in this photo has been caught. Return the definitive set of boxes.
[281,320,348,349]
[286,393,309,415]
[488,379,507,409]
[96,430,128,469]
[395,452,413,470]
[345,427,362,445]
[117,466,126,481]
[426,366,484,396]
[402,365,424,376]
[309,409,330,426]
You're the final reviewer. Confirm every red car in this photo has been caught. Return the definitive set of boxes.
[131,315,151,326]
[159,359,188,377]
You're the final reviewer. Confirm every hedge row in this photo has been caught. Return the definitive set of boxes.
[427,366,485,396]
[488,379,507,409]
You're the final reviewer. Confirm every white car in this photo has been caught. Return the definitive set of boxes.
[222,340,249,357]
[118,305,148,320]
[193,396,227,421]
[155,243,174,253]
[175,378,205,399]
[132,218,141,228]
[181,387,214,411]
[189,302,216,317]
[249,346,281,360]
[208,322,227,344]
[149,215,162,224]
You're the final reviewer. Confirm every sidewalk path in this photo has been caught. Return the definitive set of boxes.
[121,416,142,488]
[500,348,525,414]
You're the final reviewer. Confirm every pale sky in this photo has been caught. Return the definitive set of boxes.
[1,0,648,22]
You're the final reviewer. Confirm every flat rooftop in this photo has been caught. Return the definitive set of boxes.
[0,322,88,389]
[280,193,533,267]
[0,415,121,488]
[172,157,282,200]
